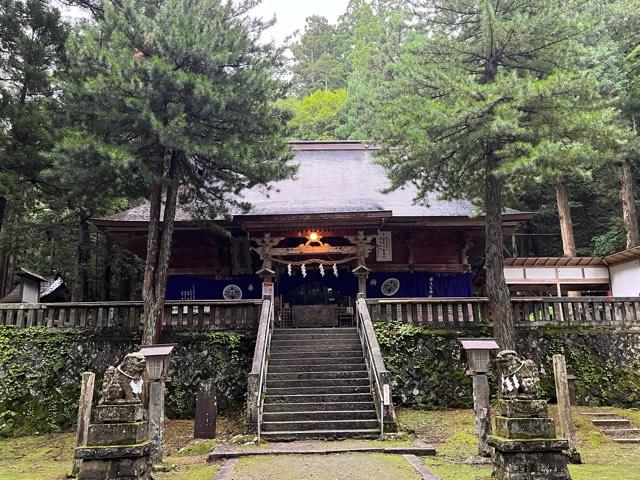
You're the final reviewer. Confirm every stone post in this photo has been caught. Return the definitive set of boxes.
[148,380,165,465]
[472,374,493,457]
[194,379,217,439]
[72,372,95,475]
[553,354,581,463]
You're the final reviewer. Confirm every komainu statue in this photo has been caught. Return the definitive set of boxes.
[495,350,542,400]
[99,352,146,405]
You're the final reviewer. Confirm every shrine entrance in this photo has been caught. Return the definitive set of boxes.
[278,269,357,328]
[251,229,378,328]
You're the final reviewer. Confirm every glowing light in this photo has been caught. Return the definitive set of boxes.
[308,231,320,243]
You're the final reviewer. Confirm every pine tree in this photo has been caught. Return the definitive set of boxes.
[65,0,294,343]
[364,0,626,349]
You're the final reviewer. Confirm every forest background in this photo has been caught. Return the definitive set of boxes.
[1,0,639,303]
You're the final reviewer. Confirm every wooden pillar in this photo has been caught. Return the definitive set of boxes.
[72,372,95,475]
[553,354,581,463]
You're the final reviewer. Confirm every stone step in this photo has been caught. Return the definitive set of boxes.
[270,350,364,360]
[269,363,367,373]
[270,344,363,353]
[582,412,618,418]
[269,356,365,366]
[263,401,376,413]
[591,418,631,428]
[266,377,371,389]
[267,370,369,380]
[260,429,379,441]
[272,332,359,340]
[267,385,371,396]
[271,335,361,348]
[601,428,640,438]
[613,438,640,444]
[275,328,357,334]
[265,393,374,404]
[263,410,378,422]
[262,419,380,432]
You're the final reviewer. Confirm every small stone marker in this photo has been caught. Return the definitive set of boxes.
[194,379,217,439]
[553,354,581,463]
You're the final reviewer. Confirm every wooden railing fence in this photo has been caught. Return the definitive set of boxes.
[366,297,640,329]
[0,300,262,331]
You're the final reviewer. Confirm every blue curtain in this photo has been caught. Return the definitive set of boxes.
[166,275,262,300]
[366,271,472,298]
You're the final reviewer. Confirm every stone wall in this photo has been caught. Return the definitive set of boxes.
[0,326,254,436]
[374,322,640,409]
[1,323,639,436]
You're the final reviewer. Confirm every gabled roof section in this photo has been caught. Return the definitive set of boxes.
[95,141,530,224]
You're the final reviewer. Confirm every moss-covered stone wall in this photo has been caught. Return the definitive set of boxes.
[375,322,640,409]
[1,323,639,436]
[0,326,254,436]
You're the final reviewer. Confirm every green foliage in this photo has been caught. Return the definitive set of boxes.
[63,0,295,219]
[278,89,347,140]
[290,15,350,95]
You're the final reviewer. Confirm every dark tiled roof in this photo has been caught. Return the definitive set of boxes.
[97,142,526,223]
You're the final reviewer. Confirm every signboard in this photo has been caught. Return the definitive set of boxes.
[376,231,392,262]
[262,282,274,299]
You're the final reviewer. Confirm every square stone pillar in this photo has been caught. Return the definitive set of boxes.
[488,399,571,479]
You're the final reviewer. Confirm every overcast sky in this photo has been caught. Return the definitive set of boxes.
[253,0,349,45]
[60,0,350,46]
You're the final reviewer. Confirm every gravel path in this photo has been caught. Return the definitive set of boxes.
[227,453,424,480]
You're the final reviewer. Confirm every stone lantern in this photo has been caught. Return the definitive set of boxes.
[138,344,176,465]
[139,344,176,381]
[458,337,499,457]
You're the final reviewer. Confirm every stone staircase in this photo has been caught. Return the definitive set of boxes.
[261,327,380,441]
[584,411,640,444]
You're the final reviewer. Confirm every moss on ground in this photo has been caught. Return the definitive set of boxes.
[399,407,640,480]
[1,408,639,480]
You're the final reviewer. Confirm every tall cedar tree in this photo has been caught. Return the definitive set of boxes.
[0,0,68,292]
[368,0,622,349]
[65,0,294,343]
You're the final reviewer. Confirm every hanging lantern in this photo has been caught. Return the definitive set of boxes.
[319,264,325,277]
[301,263,307,278]
[333,263,338,277]
[287,263,292,277]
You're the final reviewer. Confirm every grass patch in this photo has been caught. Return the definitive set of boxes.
[0,432,75,480]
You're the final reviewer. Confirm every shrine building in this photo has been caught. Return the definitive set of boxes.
[95,141,531,327]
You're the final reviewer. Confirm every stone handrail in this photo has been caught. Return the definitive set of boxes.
[246,297,273,437]
[356,295,394,436]
[0,300,262,330]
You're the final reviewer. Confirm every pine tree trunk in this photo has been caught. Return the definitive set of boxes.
[485,143,516,350]
[142,155,179,345]
[621,159,639,249]
[556,179,576,256]
[72,214,91,302]
[0,196,7,296]
[103,236,113,301]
